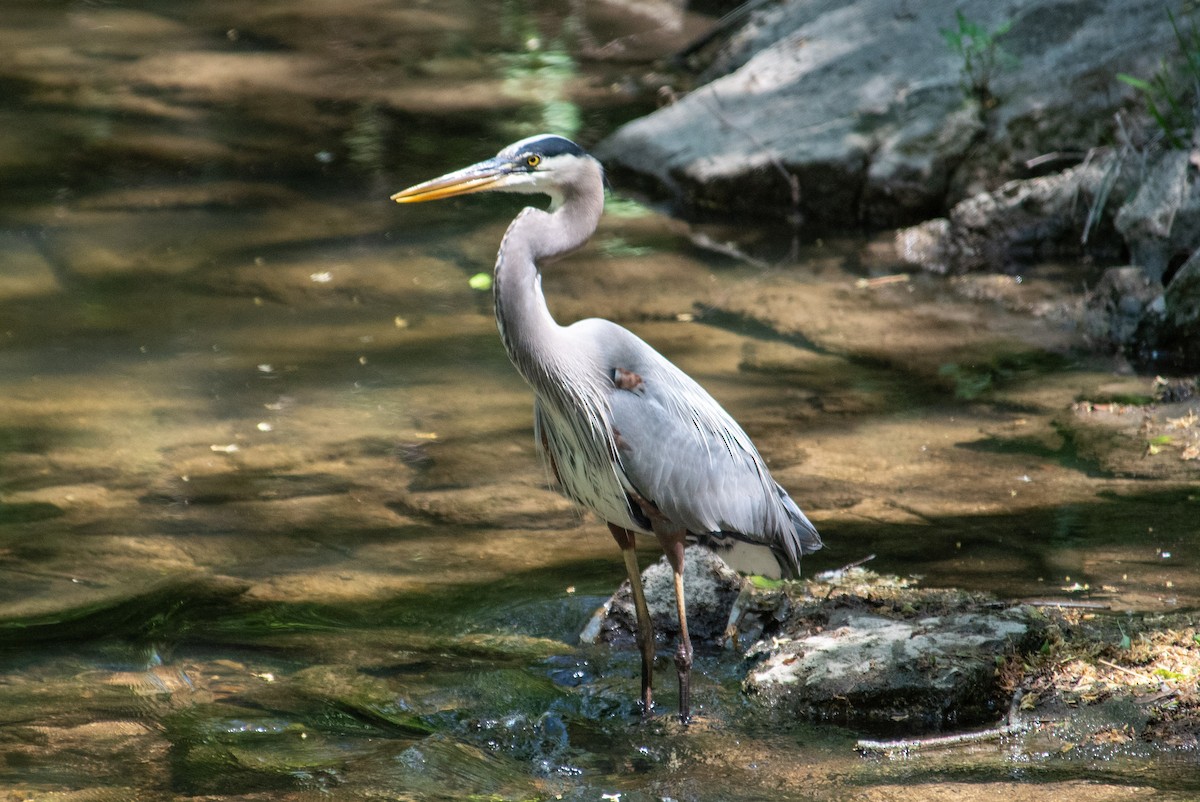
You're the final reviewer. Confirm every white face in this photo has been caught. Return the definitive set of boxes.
[491,135,600,209]
[497,153,596,209]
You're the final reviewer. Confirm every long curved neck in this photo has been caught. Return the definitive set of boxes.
[493,165,604,387]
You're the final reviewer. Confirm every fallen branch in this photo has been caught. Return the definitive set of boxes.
[687,231,770,269]
[1025,599,1112,610]
[815,554,876,579]
[1097,657,1159,684]
[855,273,910,289]
[855,723,1021,755]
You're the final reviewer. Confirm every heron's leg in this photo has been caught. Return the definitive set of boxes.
[608,524,655,717]
[656,530,693,724]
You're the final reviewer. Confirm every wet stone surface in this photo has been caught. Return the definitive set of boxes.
[581,543,744,650]
[587,557,1042,733]
[746,605,1034,732]
[587,559,1200,756]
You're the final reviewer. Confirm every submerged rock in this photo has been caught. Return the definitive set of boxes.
[0,572,250,645]
[1082,266,1166,355]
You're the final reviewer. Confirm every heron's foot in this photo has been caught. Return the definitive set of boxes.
[674,641,694,724]
[639,672,654,719]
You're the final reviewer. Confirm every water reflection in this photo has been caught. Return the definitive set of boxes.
[345,102,389,175]
[501,46,583,139]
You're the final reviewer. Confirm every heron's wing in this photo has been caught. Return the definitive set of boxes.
[603,336,820,568]
[608,360,764,532]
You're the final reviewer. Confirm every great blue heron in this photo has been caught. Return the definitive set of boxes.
[392,134,822,722]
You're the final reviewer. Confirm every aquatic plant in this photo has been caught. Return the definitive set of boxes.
[1117,9,1200,148]
[940,10,1015,106]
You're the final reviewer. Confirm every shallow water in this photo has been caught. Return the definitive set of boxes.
[1,2,1198,800]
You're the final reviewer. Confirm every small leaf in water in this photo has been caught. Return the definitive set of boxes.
[468,272,492,291]
[1154,667,1189,681]
[748,575,784,590]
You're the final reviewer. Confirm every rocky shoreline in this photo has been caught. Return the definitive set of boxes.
[599,0,1200,369]
[587,553,1200,750]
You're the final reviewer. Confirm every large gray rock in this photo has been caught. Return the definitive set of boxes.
[1094,147,1200,367]
[1115,148,1200,284]
[746,606,1035,731]
[599,0,1176,226]
[584,556,1044,733]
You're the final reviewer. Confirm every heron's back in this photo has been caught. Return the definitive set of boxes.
[535,319,821,576]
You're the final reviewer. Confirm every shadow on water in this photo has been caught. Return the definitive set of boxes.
[1,479,1195,649]
[1,504,1197,798]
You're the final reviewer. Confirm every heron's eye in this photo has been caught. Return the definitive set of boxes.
[525,154,541,168]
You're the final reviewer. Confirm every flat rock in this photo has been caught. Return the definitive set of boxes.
[745,605,1035,731]
[584,554,1043,733]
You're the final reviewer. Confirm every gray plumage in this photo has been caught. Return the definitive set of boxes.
[392,133,822,721]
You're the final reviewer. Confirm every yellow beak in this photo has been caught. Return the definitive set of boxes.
[390,158,511,204]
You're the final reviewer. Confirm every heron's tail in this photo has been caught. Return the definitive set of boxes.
[700,486,822,580]
[770,483,822,578]
[781,486,823,556]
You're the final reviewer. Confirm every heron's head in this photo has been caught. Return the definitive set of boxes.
[391,134,599,209]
